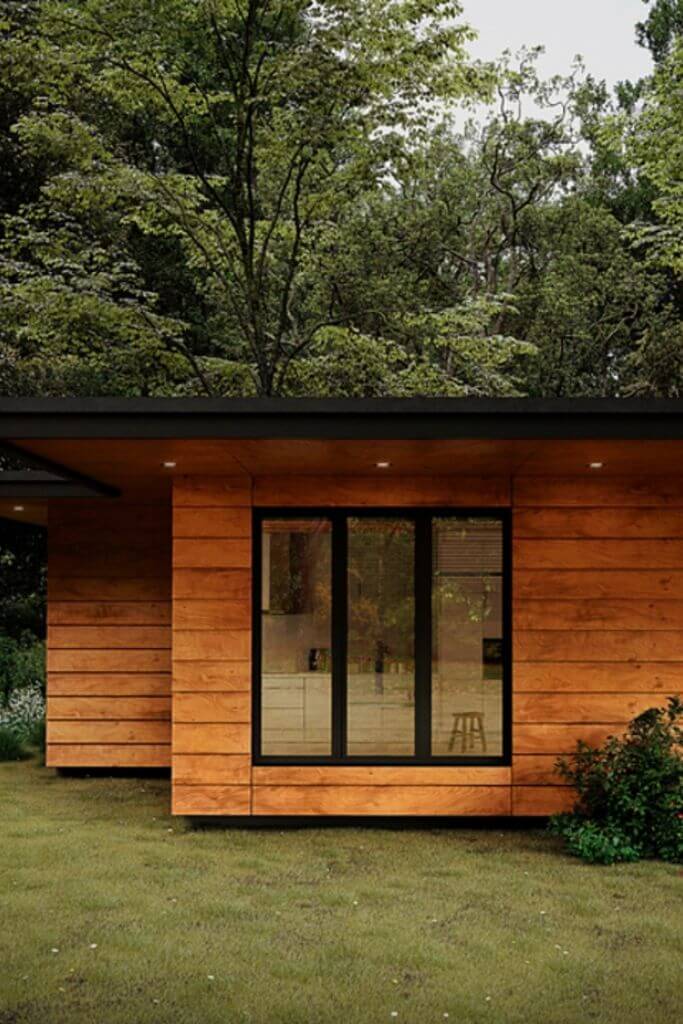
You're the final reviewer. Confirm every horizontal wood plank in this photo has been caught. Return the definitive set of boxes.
[252,766,511,786]
[50,527,170,554]
[172,784,250,815]
[173,569,251,601]
[48,673,171,697]
[173,600,250,631]
[514,662,683,692]
[515,598,683,631]
[514,692,667,724]
[48,576,171,602]
[514,569,683,600]
[512,755,567,786]
[252,785,511,816]
[254,476,510,508]
[48,602,171,626]
[516,630,683,662]
[173,631,250,662]
[47,744,170,768]
[512,787,575,816]
[48,649,172,673]
[514,724,623,754]
[173,755,251,785]
[48,625,170,650]
[48,696,170,720]
[172,661,251,692]
[515,539,683,570]
[173,477,252,507]
[48,720,171,744]
[514,477,683,508]
[49,553,168,578]
[514,507,683,539]
[173,539,251,570]
[173,507,251,538]
[172,723,250,754]
[173,693,250,723]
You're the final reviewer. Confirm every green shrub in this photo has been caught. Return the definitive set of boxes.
[549,696,683,864]
[0,680,45,751]
[0,725,29,762]
[0,634,45,703]
[25,716,46,753]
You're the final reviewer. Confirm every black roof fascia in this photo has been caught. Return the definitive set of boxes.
[0,398,683,441]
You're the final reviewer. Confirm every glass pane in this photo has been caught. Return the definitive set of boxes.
[347,517,415,756]
[431,518,504,757]
[261,519,332,756]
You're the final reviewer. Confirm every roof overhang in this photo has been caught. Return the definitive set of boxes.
[1,397,683,440]
[1,398,683,524]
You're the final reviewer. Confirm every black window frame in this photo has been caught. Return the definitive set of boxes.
[252,507,512,767]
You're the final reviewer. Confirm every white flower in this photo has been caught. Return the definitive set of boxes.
[50,948,59,954]
[89,944,97,950]
[207,975,215,981]
[0,683,45,737]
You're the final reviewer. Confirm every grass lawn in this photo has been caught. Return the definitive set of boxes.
[0,760,680,1024]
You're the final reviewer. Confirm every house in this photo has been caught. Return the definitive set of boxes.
[1,397,682,821]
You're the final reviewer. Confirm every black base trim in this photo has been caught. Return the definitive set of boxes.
[187,815,548,830]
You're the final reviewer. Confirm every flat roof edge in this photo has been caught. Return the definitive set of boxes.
[1,398,683,440]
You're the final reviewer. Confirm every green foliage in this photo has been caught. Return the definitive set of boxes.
[0,725,29,762]
[0,520,45,638]
[549,697,683,864]
[0,634,45,703]
[24,714,46,754]
[0,3,680,397]
[637,0,683,63]
[627,40,683,278]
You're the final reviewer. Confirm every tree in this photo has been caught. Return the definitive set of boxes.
[12,0,491,396]
[637,0,683,63]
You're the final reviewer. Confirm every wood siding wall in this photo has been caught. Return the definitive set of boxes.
[46,501,172,768]
[47,473,683,816]
[171,475,514,816]
[512,476,683,815]
[171,477,253,815]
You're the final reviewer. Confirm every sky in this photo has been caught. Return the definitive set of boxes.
[464,0,653,86]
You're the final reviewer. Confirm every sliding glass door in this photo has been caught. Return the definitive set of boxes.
[347,517,415,756]
[255,509,509,765]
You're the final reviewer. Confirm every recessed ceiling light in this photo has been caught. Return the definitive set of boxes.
[13,505,25,512]
[162,461,177,469]
[376,461,391,469]
[588,462,604,470]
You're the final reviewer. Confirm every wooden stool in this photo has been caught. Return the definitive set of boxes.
[448,712,486,752]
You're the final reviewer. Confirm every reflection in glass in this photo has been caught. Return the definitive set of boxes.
[260,519,332,755]
[431,518,503,757]
[347,518,415,755]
